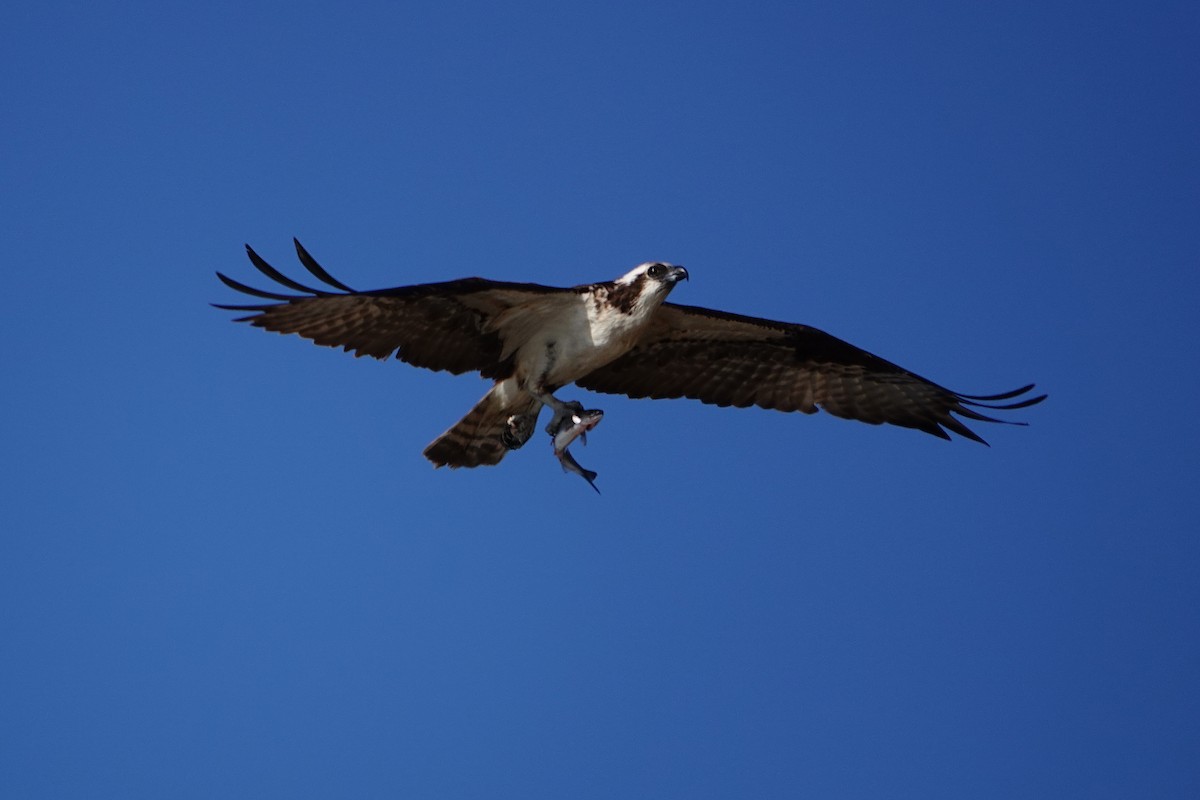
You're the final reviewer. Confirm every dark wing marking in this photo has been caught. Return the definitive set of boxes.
[576,302,1046,444]
[214,239,565,378]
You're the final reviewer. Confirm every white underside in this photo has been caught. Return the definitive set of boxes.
[493,292,660,395]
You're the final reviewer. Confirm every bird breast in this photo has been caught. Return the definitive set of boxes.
[500,293,652,387]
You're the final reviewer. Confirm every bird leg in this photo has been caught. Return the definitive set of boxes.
[538,393,587,437]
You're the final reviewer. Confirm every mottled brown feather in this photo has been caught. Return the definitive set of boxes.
[576,302,1046,444]
[422,388,540,469]
[214,242,571,379]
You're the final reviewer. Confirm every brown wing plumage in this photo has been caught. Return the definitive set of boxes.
[576,302,1046,444]
[214,239,564,378]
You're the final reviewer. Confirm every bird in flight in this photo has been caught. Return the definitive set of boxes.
[215,240,1045,470]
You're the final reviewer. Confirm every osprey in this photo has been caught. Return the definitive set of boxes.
[215,240,1045,469]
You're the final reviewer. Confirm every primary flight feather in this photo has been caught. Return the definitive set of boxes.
[215,240,1045,470]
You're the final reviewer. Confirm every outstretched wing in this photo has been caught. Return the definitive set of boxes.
[576,302,1046,444]
[214,240,564,378]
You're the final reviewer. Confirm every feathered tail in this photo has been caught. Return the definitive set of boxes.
[423,380,541,468]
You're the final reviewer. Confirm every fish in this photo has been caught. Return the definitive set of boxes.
[551,409,604,493]
[552,409,604,456]
[558,447,601,494]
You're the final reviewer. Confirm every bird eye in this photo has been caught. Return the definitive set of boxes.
[647,264,666,278]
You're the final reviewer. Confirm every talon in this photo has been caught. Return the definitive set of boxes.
[544,399,586,436]
[503,413,537,450]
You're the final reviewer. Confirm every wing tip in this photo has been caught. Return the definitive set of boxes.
[217,239,364,309]
[945,382,1045,444]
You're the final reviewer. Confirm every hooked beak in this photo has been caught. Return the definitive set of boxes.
[669,265,689,283]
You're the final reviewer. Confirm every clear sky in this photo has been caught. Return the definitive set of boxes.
[2,1,1198,797]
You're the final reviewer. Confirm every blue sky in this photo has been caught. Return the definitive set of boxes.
[2,1,1198,797]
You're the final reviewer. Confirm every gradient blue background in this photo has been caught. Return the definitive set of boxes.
[3,2,1197,797]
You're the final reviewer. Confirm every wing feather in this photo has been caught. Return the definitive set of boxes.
[576,302,1046,444]
[214,240,567,377]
